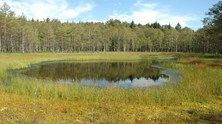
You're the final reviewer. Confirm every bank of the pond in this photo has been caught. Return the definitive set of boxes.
[0,52,221,123]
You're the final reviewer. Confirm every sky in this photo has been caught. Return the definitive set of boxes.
[0,0,220,30]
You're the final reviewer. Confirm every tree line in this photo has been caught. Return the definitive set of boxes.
[0,2,221,53]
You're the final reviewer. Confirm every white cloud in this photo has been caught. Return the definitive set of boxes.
[1,0,95,20]
[109,0,196,27]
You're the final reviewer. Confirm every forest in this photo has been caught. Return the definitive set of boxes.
[0,2,221,53]
[0,1,222,123]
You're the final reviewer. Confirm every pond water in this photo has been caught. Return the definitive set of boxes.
[18,61,177,88]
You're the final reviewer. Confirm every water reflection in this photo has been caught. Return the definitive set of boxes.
[21,61,169,88]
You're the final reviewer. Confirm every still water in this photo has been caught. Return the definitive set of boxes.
[20,61,171,88]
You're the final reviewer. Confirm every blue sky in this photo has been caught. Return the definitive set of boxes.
[1,0,220,29]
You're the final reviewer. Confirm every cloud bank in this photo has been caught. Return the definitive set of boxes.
[109,0,196,27]
[1,0,95,20]
[0,0,199,28]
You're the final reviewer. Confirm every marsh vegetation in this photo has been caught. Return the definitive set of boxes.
[0,52,221,123]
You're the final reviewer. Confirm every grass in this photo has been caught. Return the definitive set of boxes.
[0,52,221,123]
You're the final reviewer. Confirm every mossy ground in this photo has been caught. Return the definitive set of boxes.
[0,52,221,123]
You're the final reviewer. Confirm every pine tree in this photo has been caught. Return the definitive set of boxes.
[175,23,182,31]
[130,21,135,29]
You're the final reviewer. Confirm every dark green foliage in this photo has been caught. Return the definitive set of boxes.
[202,1,222,53]
[175,23,182,31]
[130,21,136,29]
[150,22,161,29]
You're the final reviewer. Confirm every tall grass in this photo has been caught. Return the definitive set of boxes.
[0,52,221,123]
[0,53,221,106]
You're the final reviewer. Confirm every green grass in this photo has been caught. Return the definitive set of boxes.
[0,52,221,123]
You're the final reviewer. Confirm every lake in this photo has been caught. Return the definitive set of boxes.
[18,60,177,88]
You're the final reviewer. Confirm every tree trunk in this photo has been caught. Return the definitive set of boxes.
[132,40,135,52]
[21,33,25,53]
[10,34,14,52]
[175,43,178,52]
[0,33,1,52]
[103,43,106,52]
[3,20,7,52]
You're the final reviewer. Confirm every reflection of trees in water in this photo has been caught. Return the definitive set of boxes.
[23,61,165,82]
